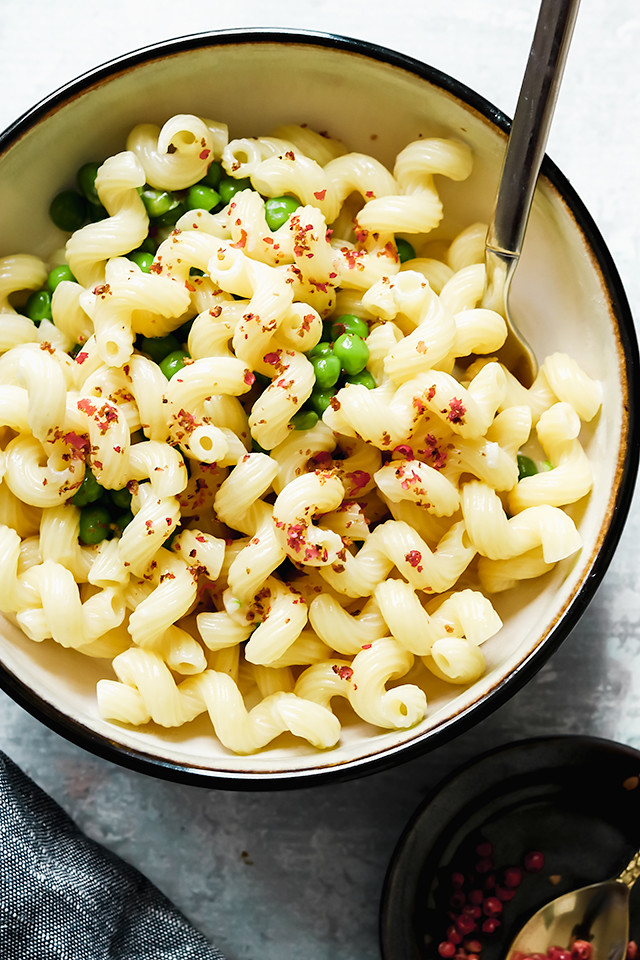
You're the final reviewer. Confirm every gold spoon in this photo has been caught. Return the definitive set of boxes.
[505,848,640,960]
[482,0,581,387]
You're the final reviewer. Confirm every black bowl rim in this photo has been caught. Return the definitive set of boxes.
[0,27,638,790]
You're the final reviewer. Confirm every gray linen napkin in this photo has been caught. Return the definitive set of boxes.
[0,750,227,959]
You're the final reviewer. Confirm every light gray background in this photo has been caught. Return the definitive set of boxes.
[1,2,639,958]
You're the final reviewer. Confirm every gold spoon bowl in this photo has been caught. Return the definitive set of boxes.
[506,850,640,960]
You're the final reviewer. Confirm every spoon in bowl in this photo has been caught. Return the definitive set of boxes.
[481,0,581,387]
[505,847,640,960]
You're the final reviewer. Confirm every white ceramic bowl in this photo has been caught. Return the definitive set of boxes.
[0,30,637,787]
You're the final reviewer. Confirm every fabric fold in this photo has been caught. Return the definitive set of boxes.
[0,751,227,959]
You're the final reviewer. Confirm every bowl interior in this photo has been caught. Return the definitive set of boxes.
[0,33,635,784]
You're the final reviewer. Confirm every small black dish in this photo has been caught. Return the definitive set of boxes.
[380,736,640,959]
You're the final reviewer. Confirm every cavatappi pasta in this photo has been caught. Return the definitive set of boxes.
[0,115,601,755]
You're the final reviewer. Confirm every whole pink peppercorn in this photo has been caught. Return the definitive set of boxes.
[482,896,503,917]
[523,851,545,873]
[475,841,493,858]
[482,873,496,890]
[462,905,482,919]
[446,926,462,945]
[571,941,592,960]
[548,949,571,960]
[438,940,456,957]
[455,914,476,935]
[495,885,516,902]
[464,939,483,954]
[503,866,523,887]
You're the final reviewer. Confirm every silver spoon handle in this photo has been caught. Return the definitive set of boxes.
[486,0,581,260]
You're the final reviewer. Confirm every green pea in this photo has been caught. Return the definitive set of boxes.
[201,161,223,188]
[517,454,538,480]
[218,177,252,205]
[139,187,176,218]
[290,408,319,431]
[346,369,376,390]
[76,162,101,205]
[110,486,132,510]
[128,250,154,273]
[87,202,107,222]
[49,190,88,232]
[153,198,187,226]
[112,510,134,536]
[165,524,181,548]
[264,195,302,231]
[72,468,104,507]
[189,267,205,277]
[159,349,190,379]
[309,388,335,416]
[78,504,111,545]
[311,353,342,390]
[140,334,182,363]
[136,235,158,254]
[47,264,76,292]
[542,459,553,471]
[396,237,416,263]
[308,341,333,359]
[24,290,52,324]
[333,332,370,376]
[186,184,220,212]
[329,314,369,340]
